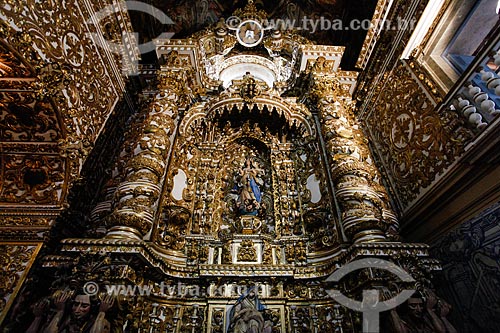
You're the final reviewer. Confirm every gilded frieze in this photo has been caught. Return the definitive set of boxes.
[365,61,474,209]
[0,216,52,227]
[0,154,65,204]
[0,243,41,323]
[0,213,56,241]
[0,0,126,154]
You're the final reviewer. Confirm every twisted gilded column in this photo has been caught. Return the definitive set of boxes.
[104,59,193,240]
[310,65,399,243]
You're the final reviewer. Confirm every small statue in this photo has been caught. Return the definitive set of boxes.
[389,289,457,333]
[215,18,228,37]
[27,290,114,333]
[228,287,266,333]
[235,157,265,216]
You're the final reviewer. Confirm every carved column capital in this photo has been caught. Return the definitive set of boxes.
[310,74,343,101]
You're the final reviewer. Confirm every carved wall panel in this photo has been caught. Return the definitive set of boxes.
[0,154,65,204]
[0,0,136,238]
[0,243,41,323]
[0,42,67,209]
[0,0,132,189]
[364,60,474,212]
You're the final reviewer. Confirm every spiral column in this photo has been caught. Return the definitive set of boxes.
[104,61,193,240]
[310,65,399,243]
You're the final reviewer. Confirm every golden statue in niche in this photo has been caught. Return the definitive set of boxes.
[236,157,265,216]
[219,142,274,237]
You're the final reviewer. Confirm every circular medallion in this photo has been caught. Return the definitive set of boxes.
[236,20,263,47]
[62,31,85,67]
[390,113,414,149]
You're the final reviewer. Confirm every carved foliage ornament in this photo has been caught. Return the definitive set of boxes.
[0,41,34,80]
[0,244,40,321]
[1,0,121,148]
[0,154,65,204]
[368,62,472,207]
[0,93,61,142]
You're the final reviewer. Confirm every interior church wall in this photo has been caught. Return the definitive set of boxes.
[0,0,137,323]
[1,0,498,331]
[359,58,476,215]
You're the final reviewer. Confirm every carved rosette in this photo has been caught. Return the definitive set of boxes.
[311,72,398,243]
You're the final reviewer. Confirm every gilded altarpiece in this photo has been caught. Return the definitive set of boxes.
[0,2,448,332]
[157,100,339,260]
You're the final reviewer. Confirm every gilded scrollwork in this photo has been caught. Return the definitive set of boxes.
[0,216,52,227]
[0,0,140,215]
[0,244,40,321]
[262,242,273,264]
[1,0,123,147]
[284,241,307,265]
[237,239,257,262]
[0,154,65,204]
[157,206,190,251]
[366,61,475,208]
[0,94,60,142]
